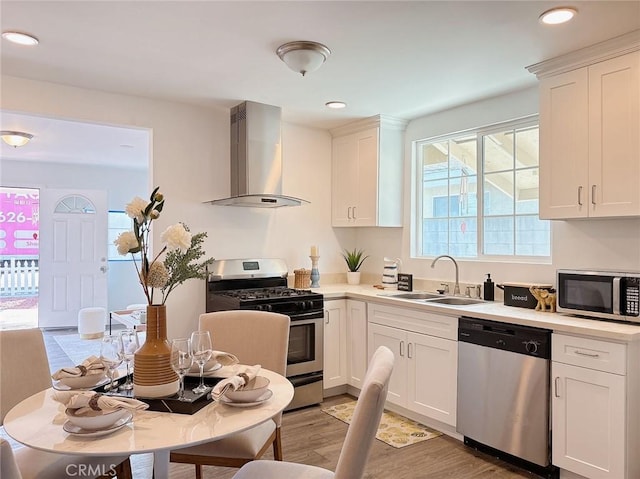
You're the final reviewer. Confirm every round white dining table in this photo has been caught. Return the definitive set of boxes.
[3,368,294,479]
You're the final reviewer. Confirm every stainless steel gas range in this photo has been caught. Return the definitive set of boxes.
[206,258,324,410]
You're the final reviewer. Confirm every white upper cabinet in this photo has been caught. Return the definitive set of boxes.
[330,115,408,227]
[530,32,640,219]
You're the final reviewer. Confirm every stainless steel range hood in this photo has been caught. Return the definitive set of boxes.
[207,101,309,208]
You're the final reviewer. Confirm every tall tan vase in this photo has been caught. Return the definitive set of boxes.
[133,305,179,398]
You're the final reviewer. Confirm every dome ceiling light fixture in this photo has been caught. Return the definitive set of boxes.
[276,41,331,76]
[539,7,578,25]
[1,131,34,148]
[1,31,39,46]
[325,101,347,109]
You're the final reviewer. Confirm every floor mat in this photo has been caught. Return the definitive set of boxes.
[53,333,103,365]
[322,399,443,448]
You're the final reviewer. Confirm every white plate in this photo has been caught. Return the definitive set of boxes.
[53,376,111,391]
[186,362,223,377]
[62,412,133,437]
[219,389,273,407]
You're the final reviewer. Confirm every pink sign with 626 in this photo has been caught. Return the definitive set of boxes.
[0,188,39,257]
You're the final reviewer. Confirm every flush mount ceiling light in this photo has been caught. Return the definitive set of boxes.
[325,101,347,109]
[539,7,578,25]
[1,31,39,46]
[276,41,331,76]
[1,131,34,147]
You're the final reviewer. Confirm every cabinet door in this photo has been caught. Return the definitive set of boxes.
[323,300,347,389]
[539,68,589,219]
[331,134,357,226]
[552,361,625,479]
[588,51,640,217]
[407,331,457,426]
[368,322,407,406]
[346,300,367,389]
[353,128,379,226]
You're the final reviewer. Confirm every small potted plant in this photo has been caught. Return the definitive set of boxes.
[342,248,369,285]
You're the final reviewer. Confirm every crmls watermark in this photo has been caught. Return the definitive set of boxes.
[65,464,118,477]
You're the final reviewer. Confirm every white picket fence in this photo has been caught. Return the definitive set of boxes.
[0,258,39,297]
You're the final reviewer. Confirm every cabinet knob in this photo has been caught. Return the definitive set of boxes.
[591,185,597,205]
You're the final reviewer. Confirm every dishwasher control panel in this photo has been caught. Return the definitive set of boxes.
[458,317,551,358]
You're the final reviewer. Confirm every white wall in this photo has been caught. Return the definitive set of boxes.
[0,159,148,311]
[357,86,640,288]
[1,75,345,339]
[4,74,637,331]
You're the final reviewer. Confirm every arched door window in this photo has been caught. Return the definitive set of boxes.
[53,195,96,214]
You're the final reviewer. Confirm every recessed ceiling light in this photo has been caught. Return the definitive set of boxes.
[2,31,39,46]
[325,101,346,109]
[539,7,577,25]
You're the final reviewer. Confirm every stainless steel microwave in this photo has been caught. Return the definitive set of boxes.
[557,269,640,323]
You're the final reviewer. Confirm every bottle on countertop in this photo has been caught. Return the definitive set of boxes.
[484,274,494,301]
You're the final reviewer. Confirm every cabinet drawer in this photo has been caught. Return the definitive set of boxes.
[552,334,626,375]
[368,303,458,340]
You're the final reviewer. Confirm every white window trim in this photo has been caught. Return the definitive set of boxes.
[413,115,551,263]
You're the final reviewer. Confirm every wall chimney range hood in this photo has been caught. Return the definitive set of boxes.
[207,101,309,208]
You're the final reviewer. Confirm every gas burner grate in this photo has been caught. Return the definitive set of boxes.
[218,287,315,301]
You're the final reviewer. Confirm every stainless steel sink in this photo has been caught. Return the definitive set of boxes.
[426,297,485,305]
[388,292,444,300]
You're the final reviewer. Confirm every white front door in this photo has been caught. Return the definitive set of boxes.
[39,188,108,328]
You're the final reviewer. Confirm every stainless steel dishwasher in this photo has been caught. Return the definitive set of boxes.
[457,317,558,479]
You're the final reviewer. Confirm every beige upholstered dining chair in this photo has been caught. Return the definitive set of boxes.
[0,328,132,479]
[230,345,395,479]
[170,310,291,478]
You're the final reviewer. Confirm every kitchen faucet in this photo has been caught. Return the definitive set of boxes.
[430,255,461,296]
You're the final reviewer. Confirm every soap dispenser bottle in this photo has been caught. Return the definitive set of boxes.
[484,274,494,301]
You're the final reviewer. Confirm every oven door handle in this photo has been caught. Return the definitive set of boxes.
[289,311,325,322]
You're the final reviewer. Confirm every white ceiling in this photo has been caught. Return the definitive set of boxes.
[1,1,639,168]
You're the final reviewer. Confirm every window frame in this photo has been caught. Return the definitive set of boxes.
[413,115,551,263]
[107,210,134,262]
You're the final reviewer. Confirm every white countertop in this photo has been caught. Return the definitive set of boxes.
[312,283,640,342]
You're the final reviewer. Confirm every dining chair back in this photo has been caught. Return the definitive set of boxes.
[199,310,290,374]
[1,438,23,479]
[0,329,132,479]
[170,310,290,479]
[0,328,51,424]
[230,345,395,479]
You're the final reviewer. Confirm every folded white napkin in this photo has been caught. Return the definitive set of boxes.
[53,390,149,415]
[212,364,261,401]
[51,355,106,380]
[188,351,239,373]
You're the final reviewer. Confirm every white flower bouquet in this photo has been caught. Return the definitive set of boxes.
[114,187,213,305]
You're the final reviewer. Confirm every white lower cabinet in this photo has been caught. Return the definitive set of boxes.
[323,299,347,389]
[346,300,367,389]
[368,303,458,426]
[551,333,637,479]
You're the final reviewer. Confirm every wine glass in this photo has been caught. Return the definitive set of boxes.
[190,330,213,394]
[118,329,139,390]
[170,338,193,401]
[100,334,123,392]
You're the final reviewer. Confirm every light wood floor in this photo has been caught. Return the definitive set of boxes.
[42,329,536,479]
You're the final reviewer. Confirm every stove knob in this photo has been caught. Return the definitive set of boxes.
[265,304,273,312]
[255,305,264,312]
[525,341,538,354]
[306,301,315,310]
